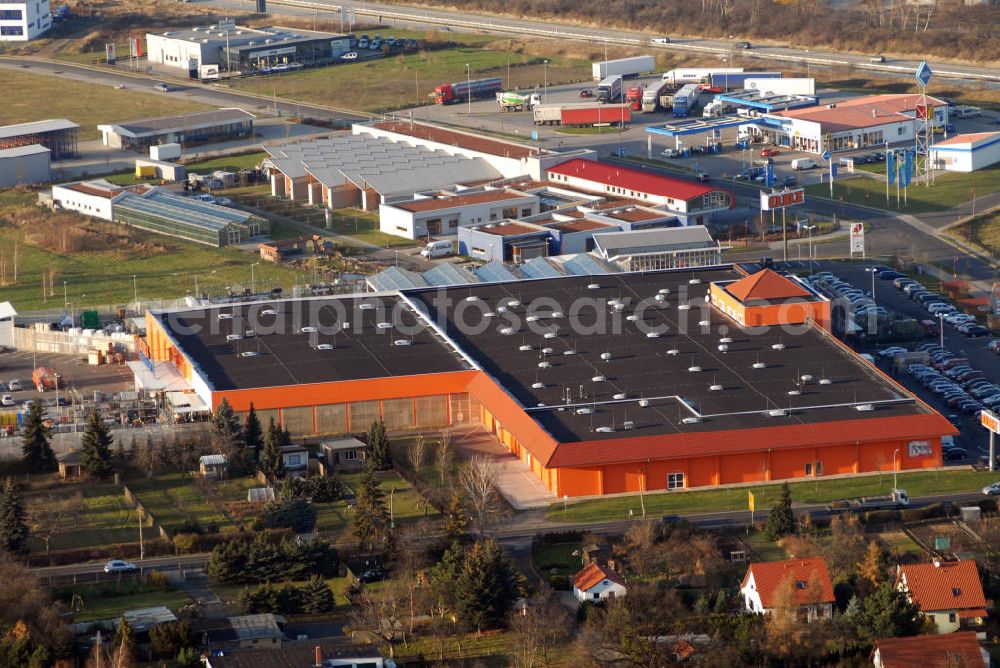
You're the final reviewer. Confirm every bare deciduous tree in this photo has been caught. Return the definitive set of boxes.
[458,455,504,534]
[509,586,572,668]
[349,580,407,658]
[436,430,453,487]
[408,434,428,473]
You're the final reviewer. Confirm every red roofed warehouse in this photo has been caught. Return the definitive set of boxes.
[740,557,835,621]
[142,266,954,501]
[897,560,987,634]
[872,632,986,668]
[545,159,734,226]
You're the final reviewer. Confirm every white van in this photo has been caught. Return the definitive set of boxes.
[791,158,817,170]
[420,240,453,258]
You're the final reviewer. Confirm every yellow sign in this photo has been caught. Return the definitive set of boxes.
[748,491,756,512]
[982,410,1000,435]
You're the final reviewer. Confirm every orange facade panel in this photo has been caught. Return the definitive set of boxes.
[557,466,602,497]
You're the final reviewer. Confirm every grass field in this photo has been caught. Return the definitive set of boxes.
[804,164,1000,213]
[214,575,354,616]
[229,42,588,113]
[123,472,259,534]
[24,482,138,552]
[0,69,211,141]
[61,582,192,623]
[947,210,1000,256]
[0,188,305,311]
[546,469,998,523]
[319,470,437,534]
[740,530,788,561]
[531,542,581,578]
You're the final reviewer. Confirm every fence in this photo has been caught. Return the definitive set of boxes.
[119,475,171,542]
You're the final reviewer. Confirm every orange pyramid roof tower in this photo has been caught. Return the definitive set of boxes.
[726,269,811,302]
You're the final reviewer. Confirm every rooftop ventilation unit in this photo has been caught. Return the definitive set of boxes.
[544,332,557,339]
[638,399,651,407]
[218,313,233,320]
[563,350,576,356]
[592,375,607,382]
[497,306,508,313]
[537,402,547,407]
[532,382,545,389]
[519,344,532,351]
[681,417,701,424]
[626,315,639,322]
[576,407,594,415]
[800,374,813,382]
[613,303,626,312]
[787,390,801,396]
[245,330,256,338]
[317,343,333,350]
[465,296,479,302]
[393,340,411,346]
[699,320,710,327]
[718,344,729,352]
[262,308,277,316]
[613,392,626,400]
[772,343,786,350]
[655,294,667,302]
[600,352,612,361]
[526,316,539,322]
[854,403,875,412]
[688,278,702,284]
[500,327,515,335]
[646,331,661,338]
[658,288,671,295]
[538,361,552,368]
[752,362,767,369]
[623,420,635,430]
[551,311,564,319]
[720,337,733,344]
[818,378,833,385]
[678,305,691,311]
[608,299,622,307]
[301,326,319,333]
[587,283,600,290]
[596,426,615,433]
[240,351,258,357]
[709,384,723,391]
[542,347,554,355]
[688,366,702,372]
[768,409,787,417]
[483,312,495,318]
[667,349,680,356]
[376,323,392,330]
[359,303,375,310]
[342,322,350,330]
[508,300,521,307]
[226,334,242,341]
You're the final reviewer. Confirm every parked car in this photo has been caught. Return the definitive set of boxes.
[760,148,780,157]
[341,52,358,60]
[943,447,968,462]
[966,326,991,338]
[0,395,13,407]
[695,172,710,183]
[7,380,22,392]
[989,340,1000,353]
[579,89,595,98]
[114,83,128,90]
[651,37,671,44]
[104,560,138,574]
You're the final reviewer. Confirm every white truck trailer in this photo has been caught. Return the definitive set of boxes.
[592,56,656,81]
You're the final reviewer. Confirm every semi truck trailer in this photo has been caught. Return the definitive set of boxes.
[672,83,701,117]
[597,75,623,103]
[533,103,631,127]
[433,77,503,104]
[710,71,781,91]
[592,55,655,81]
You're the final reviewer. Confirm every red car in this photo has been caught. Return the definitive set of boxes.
[579,89,594,98]
[760,148,780,157]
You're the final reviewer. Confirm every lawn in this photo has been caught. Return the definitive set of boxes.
[123,472,259,534]
[0,189,303,311]
[740,530,788,561]
[389,435,461,493]
[229,43,588,113]
[60,582,192,623]
[946,210,1000,256]
[546,469,999,523]
[878,530,924,558]
[0,69,211,141]
[213,575,354,617]
[531,542,581,578]
[804,164,1000,213]
[24,482,138,553]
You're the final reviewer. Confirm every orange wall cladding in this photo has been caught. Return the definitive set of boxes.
[709,283,831,330]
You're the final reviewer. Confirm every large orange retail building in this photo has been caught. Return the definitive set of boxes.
[143,267,954,498]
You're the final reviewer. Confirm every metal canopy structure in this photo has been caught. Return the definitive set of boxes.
[715,91,819,112]
[645,117,750,138]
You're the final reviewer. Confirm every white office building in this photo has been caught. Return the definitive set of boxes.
[0,0,50,40]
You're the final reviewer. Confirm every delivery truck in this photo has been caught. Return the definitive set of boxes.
[641,82,673,112]
[663,67,742,85]
[433,77,503,104]
[592,55,655,81]
[672,84,701,117]
[625,85,645,112]
[709,71,781,91]
[597,75,623,103]
[496,91,541,112]
[533,103,631,127]
[32,367,61,392]
[826,489,909,512]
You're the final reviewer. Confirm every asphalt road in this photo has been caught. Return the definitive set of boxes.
[201,0,1000,86]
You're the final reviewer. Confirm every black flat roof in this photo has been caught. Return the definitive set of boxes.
[156,295,470,391]
[407,269,930,443]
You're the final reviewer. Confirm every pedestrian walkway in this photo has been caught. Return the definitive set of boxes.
[452,428,555,510]
[173,570,231,619]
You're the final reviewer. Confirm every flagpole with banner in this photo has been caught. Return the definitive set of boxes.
[748,490,755,533]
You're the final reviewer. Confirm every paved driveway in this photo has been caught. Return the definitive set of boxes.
[453,427,555,510]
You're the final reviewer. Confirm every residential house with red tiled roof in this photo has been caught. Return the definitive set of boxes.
[740,557,835,622]
[572,562,627,603]
[871,631,986,668]
[897,560,988,634]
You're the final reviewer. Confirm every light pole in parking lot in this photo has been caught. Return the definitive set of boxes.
[803,224,816,274]
[465,63,471,115]
[865,266,877,305]
[543,60,549,103]
[892,448,899,491]
[939,312,945,350]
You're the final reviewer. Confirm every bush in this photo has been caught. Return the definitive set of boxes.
[284,476,342,503]
[548,574,570,591]
[862,510,901,525]
[978,498,997,514]
[900,503,948,523]
[147,570,169,591]
[239,578,335,615]
[207,534,339,585]
[253,498,317,534]
[172,533,200,554]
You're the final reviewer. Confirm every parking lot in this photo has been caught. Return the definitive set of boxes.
[0,350,135,411]
[798,260,999,464]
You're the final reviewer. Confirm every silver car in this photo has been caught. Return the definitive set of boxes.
[982,482,1000,496]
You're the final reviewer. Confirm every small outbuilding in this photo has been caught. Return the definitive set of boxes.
[0,145,51,187]
[199,454,229,479]
[572,562,627,602]
[57,450,83,480]
[280,445,309,475]
[321,437,366,471]
[930,131,1000,172]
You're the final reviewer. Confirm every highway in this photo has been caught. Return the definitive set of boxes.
[30,489,989,579]
[203,0,1000,85]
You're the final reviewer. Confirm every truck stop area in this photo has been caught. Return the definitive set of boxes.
[644,117,751,153]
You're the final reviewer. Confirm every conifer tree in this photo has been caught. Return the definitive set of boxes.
[258,418,286,480]
[764,482,794,541]
[20,401,56,473]
[365,420,391,471]
[0,478,29,556]
[353,469,388,547]
[80,411,114,478]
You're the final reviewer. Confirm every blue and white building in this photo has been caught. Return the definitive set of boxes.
[930,131,1000,173]
[0,0,50,40]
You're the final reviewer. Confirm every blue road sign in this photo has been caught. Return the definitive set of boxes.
[832,164,838,177]
[822,150,831,161]
[530,131,538,141]
[765,164,774,188]
[915,61,933,87]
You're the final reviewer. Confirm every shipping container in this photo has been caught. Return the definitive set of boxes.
[592,56,656,81]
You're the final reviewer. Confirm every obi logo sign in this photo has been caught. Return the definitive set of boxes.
[759,188,805,211]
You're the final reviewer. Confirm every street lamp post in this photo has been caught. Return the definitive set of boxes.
[251,262,259,294]
[938,311,945,350]
[465,63,471,115]
[892,448,899,492]
[865,266,877,304]
[543,60,549,103]
[132,274,138,312]
[804,224,816,274]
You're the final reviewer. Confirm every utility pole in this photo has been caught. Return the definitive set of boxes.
[465,63,471,115]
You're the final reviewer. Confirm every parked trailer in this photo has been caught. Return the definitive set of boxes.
[533,103,631,127]
[625,85,644,112]
[433,77,503,104]
[592,55,656,81]
[663,67,743,84]
[827,489,909,512]
[597,75,623,103]
[672,83,701,117]
[32,367,60,392]
[744,77,816,95]
[655,83,683,112]
[710,71,781,91]
[497,91,541,112]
